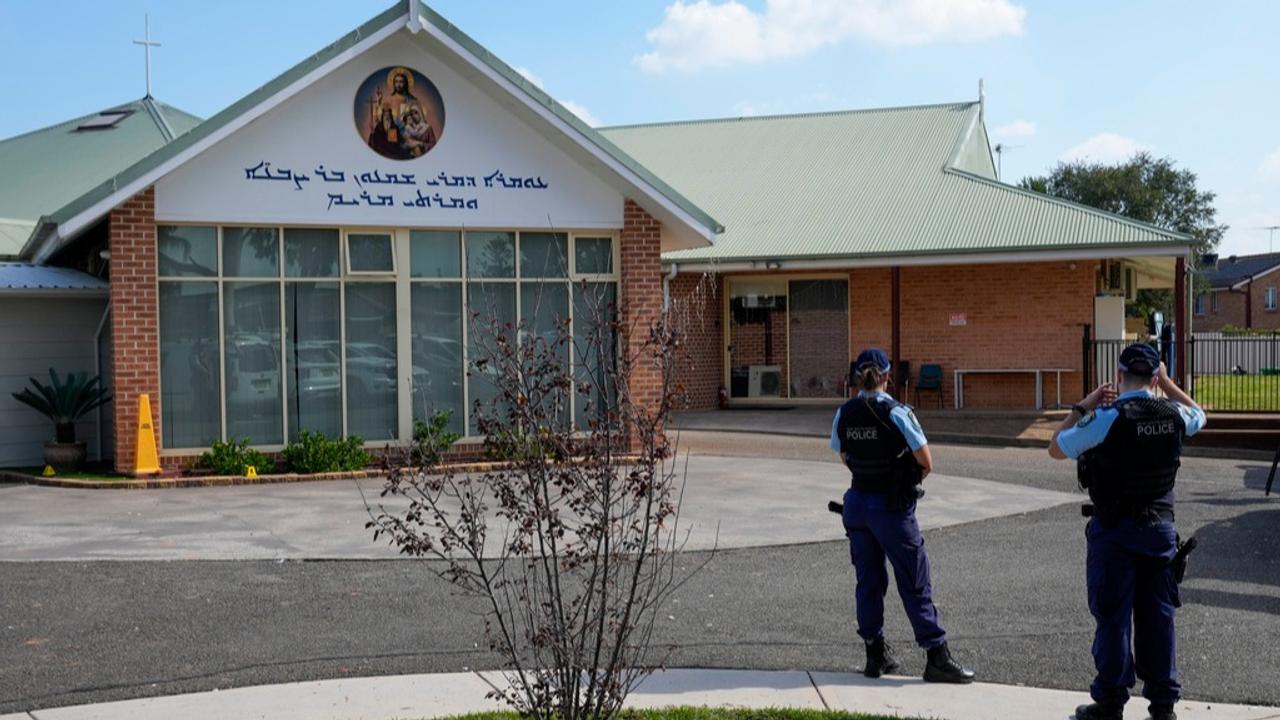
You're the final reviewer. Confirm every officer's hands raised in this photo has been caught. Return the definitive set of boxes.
[1081,383,1117,412]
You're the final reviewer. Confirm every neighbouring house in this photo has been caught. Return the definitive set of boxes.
[0,0,1196,473]
[1194,252,1280,331]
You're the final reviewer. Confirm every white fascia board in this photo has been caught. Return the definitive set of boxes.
[415,13,715,244]
[34,17,407,264]
[664,243,1193,273]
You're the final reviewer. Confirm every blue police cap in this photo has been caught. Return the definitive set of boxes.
[854,348,892,373]
[1118,343,1160,376]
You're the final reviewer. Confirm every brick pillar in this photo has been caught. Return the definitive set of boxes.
[108,187,160,474]
[620,200,664,436]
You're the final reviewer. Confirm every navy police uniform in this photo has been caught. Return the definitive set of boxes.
[830,386,945,649]
[1056,345,1205,716]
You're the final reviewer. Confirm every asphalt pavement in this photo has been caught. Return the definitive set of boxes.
[3,438,1277,714]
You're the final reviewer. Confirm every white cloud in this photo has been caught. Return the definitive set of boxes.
[514,66,600,127]
[993,119,1036,138]
[636,0,1026,73]
[1260,146,1280,183]
[1059,133,1150,164]
[560,100,602,128]
[514,66,544,89]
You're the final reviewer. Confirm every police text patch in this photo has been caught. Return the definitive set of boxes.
[846,427,879,441]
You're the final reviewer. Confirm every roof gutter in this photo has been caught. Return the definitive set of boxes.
[662,243,1193,274]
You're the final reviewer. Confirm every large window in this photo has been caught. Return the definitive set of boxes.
[157,226,619,450]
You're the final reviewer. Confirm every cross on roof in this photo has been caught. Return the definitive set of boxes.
[132,14,161,98]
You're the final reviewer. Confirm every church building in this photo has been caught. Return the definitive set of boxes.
[0,0,1194,472]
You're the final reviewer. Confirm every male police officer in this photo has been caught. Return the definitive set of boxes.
[831,348,975,684]
[1050,343,1206,720]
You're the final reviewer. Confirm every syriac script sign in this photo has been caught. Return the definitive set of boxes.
[243,161,549,213]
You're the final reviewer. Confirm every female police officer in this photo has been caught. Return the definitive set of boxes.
[830,348,975,683]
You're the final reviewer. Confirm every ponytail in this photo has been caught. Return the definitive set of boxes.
[858,365,885,392]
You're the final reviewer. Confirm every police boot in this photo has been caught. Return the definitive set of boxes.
[1147,704,1177,720]
[922,642,975,684]
[863,638,900,678]
[1073,702,1123,720]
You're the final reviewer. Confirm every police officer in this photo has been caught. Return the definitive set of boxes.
[831,348,975,684]
[1050,343,1206,720]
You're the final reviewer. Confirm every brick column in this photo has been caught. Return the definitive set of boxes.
[108,187,160,474]
[620,200,664,431]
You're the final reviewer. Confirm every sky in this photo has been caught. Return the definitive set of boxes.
[1,0,1277,256]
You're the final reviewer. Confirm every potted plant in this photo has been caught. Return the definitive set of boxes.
[11,370,111,471]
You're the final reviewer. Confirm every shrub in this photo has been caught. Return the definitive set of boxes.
[411,411,460,466]
[11,369,111,444]
[282,431,370,474]
[197,438,275,476]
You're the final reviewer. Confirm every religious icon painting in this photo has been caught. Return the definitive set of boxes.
[353,66,445,161]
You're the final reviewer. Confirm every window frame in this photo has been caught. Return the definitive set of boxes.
[156,223,621,455]
[343,228,398,276]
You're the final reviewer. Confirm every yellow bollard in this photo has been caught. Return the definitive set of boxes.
[245,466,258,479]
[41,465,56,477]
[134,394,161,476]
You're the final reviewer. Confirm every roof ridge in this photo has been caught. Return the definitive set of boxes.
[945,167,1191,242]
[1218,250,1280,260]
[0,100,141,147]
[0,97,193,148]
[141,96,177,142]
[598,100,978,132]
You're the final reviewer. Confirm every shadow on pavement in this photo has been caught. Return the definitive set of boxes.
[1180,505,1280,617]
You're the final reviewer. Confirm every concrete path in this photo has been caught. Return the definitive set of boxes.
[0,455,1078,560]
[7,669,1276,720]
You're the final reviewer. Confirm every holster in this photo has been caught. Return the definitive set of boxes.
[887,457,925,512]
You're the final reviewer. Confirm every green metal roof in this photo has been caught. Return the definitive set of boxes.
[0,98,201,256]
[599,103,1191,264]
[23,0,720,262]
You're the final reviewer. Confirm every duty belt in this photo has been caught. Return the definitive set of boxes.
[850,476,892,494]
[1082,502,1174,524]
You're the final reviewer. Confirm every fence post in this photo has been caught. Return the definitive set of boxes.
[1187,335,1196,399]
[1081,323,1092,397]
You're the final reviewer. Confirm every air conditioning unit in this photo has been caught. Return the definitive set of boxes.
[748,365,783,398]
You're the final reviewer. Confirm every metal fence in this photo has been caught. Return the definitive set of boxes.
[1085,333,1280,411]
[1188,333,1280,412]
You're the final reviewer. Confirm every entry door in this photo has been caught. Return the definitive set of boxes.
[726,278,787,399]
[788,279,849,398]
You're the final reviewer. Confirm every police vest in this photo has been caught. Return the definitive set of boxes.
[837,395,911,486]
[1081,396,1184,508]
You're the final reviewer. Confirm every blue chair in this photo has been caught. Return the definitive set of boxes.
[914,364,944,408]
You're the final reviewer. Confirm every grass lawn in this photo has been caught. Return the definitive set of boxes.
[1193,374,1280,411]
[440,709,921,720]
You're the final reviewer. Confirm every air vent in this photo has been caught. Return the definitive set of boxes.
[75,111,132,131]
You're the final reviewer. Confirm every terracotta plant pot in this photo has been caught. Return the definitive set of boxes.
[44,442,87,472]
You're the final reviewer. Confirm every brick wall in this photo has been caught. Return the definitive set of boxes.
[620,201,665,424]
[108,187,160,474]
[1196,283,1280,331]
[898,260,1094,408]
[850,267,893,357]
[668,272,722,409]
